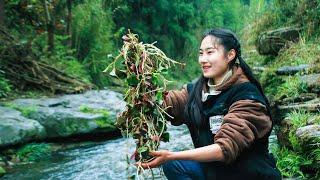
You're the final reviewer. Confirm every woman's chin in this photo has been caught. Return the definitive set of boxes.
[202,73,214,78]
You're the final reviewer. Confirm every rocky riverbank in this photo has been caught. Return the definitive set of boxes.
[0,89,126,176]
[252,26,320,178]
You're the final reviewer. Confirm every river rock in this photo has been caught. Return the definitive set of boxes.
[279,93,318,105]
[296,125,320,148]
[300,74,320,93]
[277,98,320,117]
[0,106,46,148]
[276,64,309,75]
[8,90,126,138]
[256,27,301,56]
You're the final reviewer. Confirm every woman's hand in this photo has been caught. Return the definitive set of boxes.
[135,144,224,169]
[136,150,173,169]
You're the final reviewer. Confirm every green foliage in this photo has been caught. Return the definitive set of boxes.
[275,76,308,101]
[20,106,37,117]
[3,0,252,89]
[248,1,320,178]
[3,103,37,117]
[275,37,320,68]
[243,0,320,49]
[285,110,310,151]
[79,105,113,128]
[32,34,92,83]
[273,111,319,178]
[0,71,12,98]
[0,166,6,176]
[106,0,248,82]
[259,68,283,97]
[16,143,51,162]
[79,105,110,117]
[241,0,277,47]
[272,146,312,178]
[95,117,114,129]
[73,0,115,87]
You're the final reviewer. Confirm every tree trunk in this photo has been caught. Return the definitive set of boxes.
[0,0,5,26]
[66,0,72,47]
[42,0,55,54]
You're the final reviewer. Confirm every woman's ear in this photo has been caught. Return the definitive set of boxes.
[227,49,236,63]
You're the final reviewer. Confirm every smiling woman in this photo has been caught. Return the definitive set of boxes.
[139,28,282,180]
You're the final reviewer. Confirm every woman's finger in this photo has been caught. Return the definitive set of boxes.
[149,151,161,156]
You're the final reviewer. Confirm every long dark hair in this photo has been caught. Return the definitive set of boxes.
[184,28,271,129]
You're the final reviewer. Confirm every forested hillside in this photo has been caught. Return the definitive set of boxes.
[0,0,255,99]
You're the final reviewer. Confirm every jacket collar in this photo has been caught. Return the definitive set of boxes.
[203,63,249,93]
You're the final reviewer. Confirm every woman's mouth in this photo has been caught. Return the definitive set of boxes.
[202,66,211,72]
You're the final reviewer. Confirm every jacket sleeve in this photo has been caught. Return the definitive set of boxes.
[214,99,272,164]
[162,86,189,126]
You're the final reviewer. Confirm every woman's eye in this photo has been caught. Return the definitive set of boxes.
[208,51,213,54]
[199,52,203,55]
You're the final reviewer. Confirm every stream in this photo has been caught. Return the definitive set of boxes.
[2,125,277,180]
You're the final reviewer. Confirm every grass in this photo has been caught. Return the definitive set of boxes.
[79,105,114,129]
[15,143,51,162]
[79,105,110,117]
[285,110,310,151]
[0,71,12,99]
[2,102,37,117]
[271,146,312,178]
[273,111,319,178]
[275,75,308,101]
[275,36,320,69]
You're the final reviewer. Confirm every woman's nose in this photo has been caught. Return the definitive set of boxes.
[199,55,209,64]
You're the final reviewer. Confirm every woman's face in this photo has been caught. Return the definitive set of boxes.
[198,35,234,79]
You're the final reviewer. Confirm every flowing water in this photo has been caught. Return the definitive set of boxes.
[3,124,277,180]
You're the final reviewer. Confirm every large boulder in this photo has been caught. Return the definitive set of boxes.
[8,90,126,138]
[277,98,320,118]
[0,106,46,148]
[296,125,320,149]
[300,74,320,94]
[276,64,310,75]
[278,93,317,105]
[256,27,300,56]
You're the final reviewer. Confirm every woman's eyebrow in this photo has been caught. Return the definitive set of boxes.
[199,47,216,51]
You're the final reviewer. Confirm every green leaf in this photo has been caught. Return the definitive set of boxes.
[137,146,149,153]
[127,74,139,86]
[115,69,127,79]
[156,91,163,103]
[162,132,170,142]
[152,73,163,86]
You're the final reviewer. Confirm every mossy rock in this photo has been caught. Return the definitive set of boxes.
[279,93,317,105]
[296,125,320,150]
[256,27,301,56]
[300,74,320,94]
